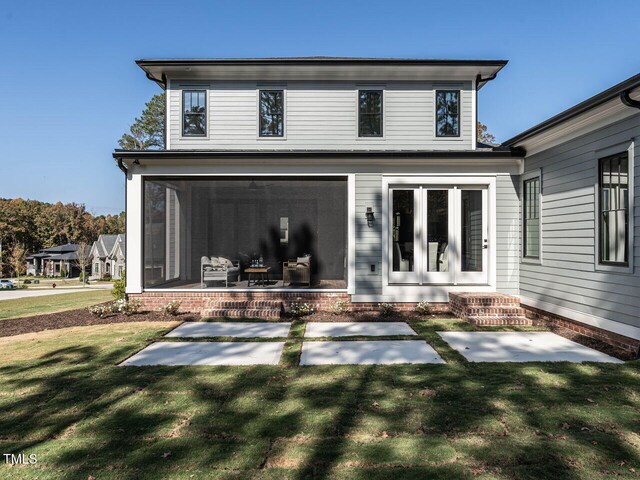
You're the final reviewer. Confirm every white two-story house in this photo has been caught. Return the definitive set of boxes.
[114,58,640,357]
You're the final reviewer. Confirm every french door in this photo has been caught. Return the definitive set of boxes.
[389,185,489,285]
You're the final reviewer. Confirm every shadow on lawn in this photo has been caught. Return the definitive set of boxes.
[0,332,638,479]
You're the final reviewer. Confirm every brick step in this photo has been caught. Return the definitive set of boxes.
[202,308,282,320]
[467,316,533,326]
[210,300,283,309]
[449,292,521,307]
[464,306,526,317]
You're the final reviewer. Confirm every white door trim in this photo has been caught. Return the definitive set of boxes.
[382,175,497,297]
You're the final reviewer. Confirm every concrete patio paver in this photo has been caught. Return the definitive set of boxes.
[165,321,291,338]
[438,331,623,363]
[120,341,285,366]
[304,321,416,337]
[300,340,445,365]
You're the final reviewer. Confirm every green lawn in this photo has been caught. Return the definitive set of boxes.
[0,318,638,479]
[0,289,112,320]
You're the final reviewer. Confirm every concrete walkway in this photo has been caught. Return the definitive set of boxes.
[438,332,623,363]
[300,340,445,365]
[121,341,285,366]
[305,322,416,337]
[165,322,292,338]
[0,287,109,301]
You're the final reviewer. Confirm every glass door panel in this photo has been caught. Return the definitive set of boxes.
[457,188,488,283]
[390,189,420,283]
[422,189,453,283]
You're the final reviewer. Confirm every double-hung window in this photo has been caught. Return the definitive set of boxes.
[523,176,541,259]
[599,152,629,266]
[435,90,460,137]
[259,90,284,137]
[182,90,207,136]
[358,90,383,137]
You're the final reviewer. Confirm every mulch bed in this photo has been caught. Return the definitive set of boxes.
[0,305,197,338]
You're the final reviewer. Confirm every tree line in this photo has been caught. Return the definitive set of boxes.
[0,198,124,277]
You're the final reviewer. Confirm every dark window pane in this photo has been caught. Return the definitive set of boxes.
[182,90,206,136]
[599,152,629,265]
[461,190,483,271]
[436,90,460,137]
[426,190,448,272]
[392,190,414,272]
[523,177,540,258]
[259,90,284,137]
[358,90,383,137]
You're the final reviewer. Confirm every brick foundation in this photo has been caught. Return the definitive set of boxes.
[521,304,640,360]
[129,291,448,315]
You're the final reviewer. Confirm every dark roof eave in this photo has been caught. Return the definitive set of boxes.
[136,58,508,68]
[503,72,640,146]
[113,148,525,160]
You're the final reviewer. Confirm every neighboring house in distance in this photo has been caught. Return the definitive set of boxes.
[90,234,125,279]
[112,57,640,357]
[26,243,90,277]
[107,234,125,279]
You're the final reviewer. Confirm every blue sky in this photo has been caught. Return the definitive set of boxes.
[0,0,638,214]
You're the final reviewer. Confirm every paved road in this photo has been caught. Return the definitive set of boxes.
[0,286,110,302]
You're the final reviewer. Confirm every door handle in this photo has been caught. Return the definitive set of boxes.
[483,239,488,249]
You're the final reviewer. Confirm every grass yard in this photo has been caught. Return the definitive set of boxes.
[0,289,112,320]
[0,318,638,479]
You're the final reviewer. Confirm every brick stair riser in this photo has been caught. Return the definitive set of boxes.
[202,309,281,319]
[467,316,533,326]
[210,300,283,309]
[464,307,526,317]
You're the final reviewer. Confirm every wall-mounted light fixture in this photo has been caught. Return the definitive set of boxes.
[366,207,375,227]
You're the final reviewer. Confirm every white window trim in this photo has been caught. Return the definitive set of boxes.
[355,86,386,140]
[256,86,287,140]
[179,85,210,139]
[594,140,635,274]
[521,168,543,265]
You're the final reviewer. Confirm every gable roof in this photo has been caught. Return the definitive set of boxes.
[503,73,640,146]
[108,234,125,259]
[92,234,119,258]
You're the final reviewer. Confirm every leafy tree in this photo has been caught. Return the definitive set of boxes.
[118,93,165,150]
[73,242,91,286]
[8,243,26,284]
[477,121,497,145]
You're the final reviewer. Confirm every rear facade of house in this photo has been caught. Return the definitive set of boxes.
[114,58,640,356]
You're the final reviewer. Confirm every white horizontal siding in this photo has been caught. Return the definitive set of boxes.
[168,81,474,150]
[521,113,640,331]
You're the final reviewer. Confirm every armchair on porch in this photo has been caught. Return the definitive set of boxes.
[201,256,240,288]
[282,255,311,287]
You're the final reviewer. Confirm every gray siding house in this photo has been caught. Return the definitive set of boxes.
[503,74,640,343]
[113,58,639,355]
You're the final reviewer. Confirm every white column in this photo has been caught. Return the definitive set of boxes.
[126,173,143,293]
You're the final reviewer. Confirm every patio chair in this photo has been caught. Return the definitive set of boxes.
[201,256,240,288]
[283,255,311,287]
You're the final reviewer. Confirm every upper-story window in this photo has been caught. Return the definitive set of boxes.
[523,176,541,259]
[599,152,629,266]
[259,90,284,137]
[435,90,460,137]
[358,90,383,137]
[182,90,207,136]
